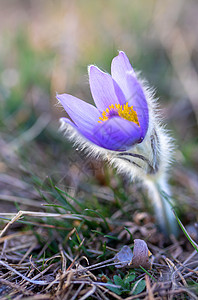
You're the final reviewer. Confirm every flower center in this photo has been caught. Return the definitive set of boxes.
[98,102,140,126]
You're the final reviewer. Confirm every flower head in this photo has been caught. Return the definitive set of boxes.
[57,52,177,236]
[57,52,149,152]
[57,51,172,182]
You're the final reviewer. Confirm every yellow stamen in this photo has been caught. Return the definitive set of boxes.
[98,102,140,126]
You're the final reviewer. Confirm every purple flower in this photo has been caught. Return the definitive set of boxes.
[57,51,149,151]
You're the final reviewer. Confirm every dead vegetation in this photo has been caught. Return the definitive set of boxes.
[0,152,197,299]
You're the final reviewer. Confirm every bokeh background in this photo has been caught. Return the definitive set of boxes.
[0,0,198,217]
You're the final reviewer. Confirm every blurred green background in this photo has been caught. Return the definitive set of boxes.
[0,0,198,214]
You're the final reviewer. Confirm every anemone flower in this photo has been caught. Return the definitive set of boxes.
[57,51,178,236]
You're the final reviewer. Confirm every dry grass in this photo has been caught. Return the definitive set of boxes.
[0,165,197,299]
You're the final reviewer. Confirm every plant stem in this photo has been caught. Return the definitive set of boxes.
[143,176,178,237]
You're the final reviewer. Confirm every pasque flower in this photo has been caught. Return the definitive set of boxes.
[57,52,178,236]
[57,52,148,152]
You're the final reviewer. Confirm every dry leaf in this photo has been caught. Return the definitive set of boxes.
[130,239,151,269]
[114,245,133,268]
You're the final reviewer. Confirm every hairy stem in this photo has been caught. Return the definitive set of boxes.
[143,176,178,237]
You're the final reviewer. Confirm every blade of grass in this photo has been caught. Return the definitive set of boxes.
[43,204,68,209]
[85,209,110,231]
[124,227,133,242]
[91,230,105,236]
[173,210,198,253]
[140,266,157,282]
[104,235,119,241]
[55,188,79,213]
[55,186,85,210]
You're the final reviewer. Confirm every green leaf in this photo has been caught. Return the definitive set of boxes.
[113,275,124,288]
[132,279,146,295]
[123,281,130,291]
[124,273,136,283]
[106,280,122,295]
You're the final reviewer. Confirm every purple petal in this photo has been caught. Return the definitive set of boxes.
[125,74,149,137]
[60,117,100,145]
[60,117,77,128]
[111,52,148,138]
[91,117,142,151]
[89,66,125,111]
[111,51,136,105]
[57,94,100,131]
